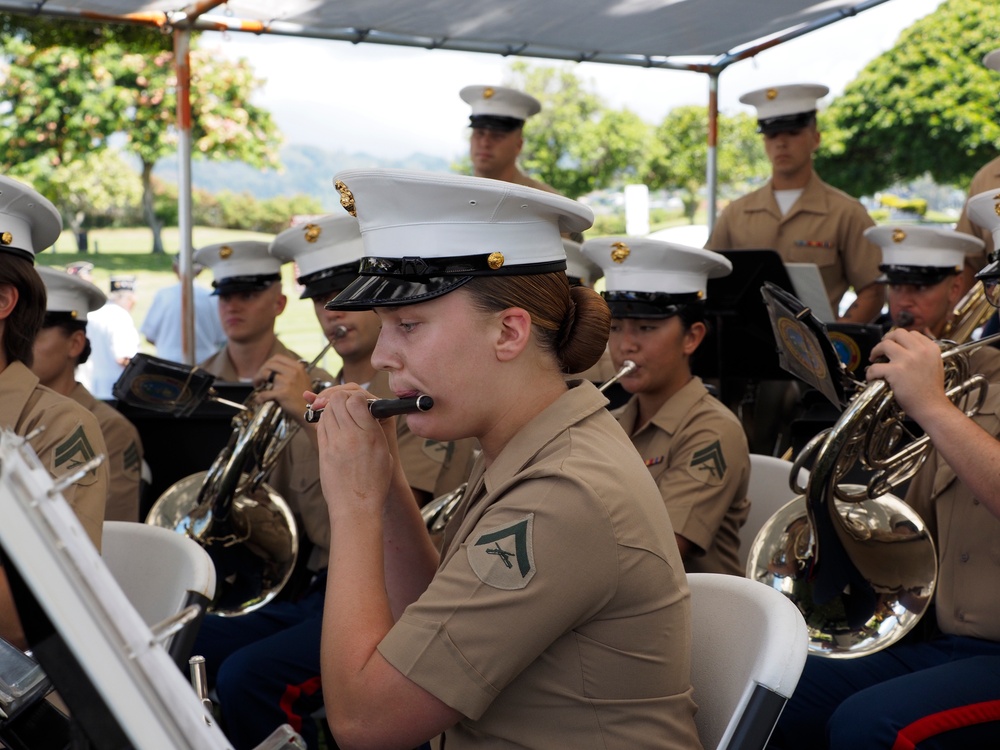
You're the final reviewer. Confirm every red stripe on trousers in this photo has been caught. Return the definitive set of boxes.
[279,676,323,733]
[892,699,1000,750]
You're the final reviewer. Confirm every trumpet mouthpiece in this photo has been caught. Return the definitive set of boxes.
[332,325,348,340]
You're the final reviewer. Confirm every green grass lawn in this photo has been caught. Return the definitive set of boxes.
[37,226,343,373]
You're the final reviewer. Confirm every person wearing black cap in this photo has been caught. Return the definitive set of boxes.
[769,194,1000,749]
[584,236,750,576]
[33,266,144,523]
[0,175,109,650]
[460,84,560,194]
[706,83,884,326]
[308,169,700,749]
[81,273,140,400]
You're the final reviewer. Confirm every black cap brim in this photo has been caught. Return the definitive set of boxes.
[211,274,281,296]
[325,274,474,310]
[469,115,524,132]
[878,265,959,286]
[298,263,362,300]
[758,111,816,135]
[977,259,1000,282]
[602,291,703,319]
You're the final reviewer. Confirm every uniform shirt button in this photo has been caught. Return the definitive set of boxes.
[956,610,966,622]
[973,498,981,506]
[960,552,970,563]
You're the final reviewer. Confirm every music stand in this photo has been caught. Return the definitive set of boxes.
[698,250,800,383]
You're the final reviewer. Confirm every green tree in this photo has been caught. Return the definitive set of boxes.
[0,35,282,253]
[816,0,1000,196]
[644,106,768,223]
[505,62,652,198]
[17,150,143,245]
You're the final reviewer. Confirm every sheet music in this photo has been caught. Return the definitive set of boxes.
[784,263,836,323]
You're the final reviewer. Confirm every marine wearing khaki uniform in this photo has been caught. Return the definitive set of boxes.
[380,382,700,749]
[69,383,142,522]
[707,171,881,312]
[1,354,108,548]
[613,377,750,575]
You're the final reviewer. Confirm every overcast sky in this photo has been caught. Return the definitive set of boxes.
[211,0,945,161]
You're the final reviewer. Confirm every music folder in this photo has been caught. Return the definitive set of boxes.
[784,262,836,323]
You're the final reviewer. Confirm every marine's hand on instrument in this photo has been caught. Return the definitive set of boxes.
[308,384,395,517]
[253,354,313,423]
[867,328,947,420]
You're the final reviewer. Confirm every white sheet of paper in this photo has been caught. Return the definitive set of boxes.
[784,262,836,323]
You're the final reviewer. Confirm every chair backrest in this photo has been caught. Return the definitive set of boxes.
[101,521,216,668]
[740,454,808,571]
[687,573,808,750]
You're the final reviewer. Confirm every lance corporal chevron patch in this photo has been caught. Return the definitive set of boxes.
[688,439,727,485]
[468,513,536,590]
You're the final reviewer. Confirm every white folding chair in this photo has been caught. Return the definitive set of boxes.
[687,572,808,750]
[101,520,217,668]
[740,454,808,571]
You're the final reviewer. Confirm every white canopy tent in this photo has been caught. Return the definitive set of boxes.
[1,0,896,362]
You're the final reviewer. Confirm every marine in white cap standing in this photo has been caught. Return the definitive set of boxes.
[82,273,140,400]
[771,199,1000,749]
[461,84,560,194]
[584,236,750,576]
[309,169,699,749]
[706,82,884,325]
[0,175,109,650]
[33,266,144,523]
[953,49,1000,292]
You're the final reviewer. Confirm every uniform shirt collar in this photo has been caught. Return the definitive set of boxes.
[619,376,709,437]
[0,362,39,427]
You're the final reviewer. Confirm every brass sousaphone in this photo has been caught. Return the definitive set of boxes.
[746,284,997,657]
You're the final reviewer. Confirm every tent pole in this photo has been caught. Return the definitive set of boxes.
[706,72,720,235]
[174,27,195,365]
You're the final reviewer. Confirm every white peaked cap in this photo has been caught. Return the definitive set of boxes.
[967,190,1000,252]
[0,175,62,262]
[983,49,1000,72]
[194,240,283,290]
[740,83,829,126]
[563,238,603,287]
[269,214,365,279]
[866,224,983,270]
[460,85,541,123]
[582,237,732,298]
[36,265,107,321]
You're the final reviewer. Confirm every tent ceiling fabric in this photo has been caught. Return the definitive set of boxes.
[16,0,884,65]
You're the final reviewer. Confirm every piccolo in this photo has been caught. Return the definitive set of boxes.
[304,395,434,423]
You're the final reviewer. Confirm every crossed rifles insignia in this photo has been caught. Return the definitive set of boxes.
[688,440,727,485]
[468,514,536,590]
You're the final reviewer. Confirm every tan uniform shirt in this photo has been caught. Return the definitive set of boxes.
[69,382,142,522]
[366,370,476,499]
[955,154,1000,263]
[0,362,108,550]
[706,171,882,310]
[614,377,750,576]
[904,351,1000,641]
[379,382,701,750]
[200,339,334,569]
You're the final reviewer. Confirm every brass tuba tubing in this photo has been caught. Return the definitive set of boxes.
[598,360,637,393]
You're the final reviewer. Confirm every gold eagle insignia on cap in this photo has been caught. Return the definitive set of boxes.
[335,180,357,217]
[70,310,78,319]
[219,245,233,259]
[610,241,630,263]
[992,194,1000,217]
[0,231,11,245]
[766,88,778,100]
[304,224,321,243]
[891,229,906,243]
[483,87,495,99]
[487,251,505,270]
